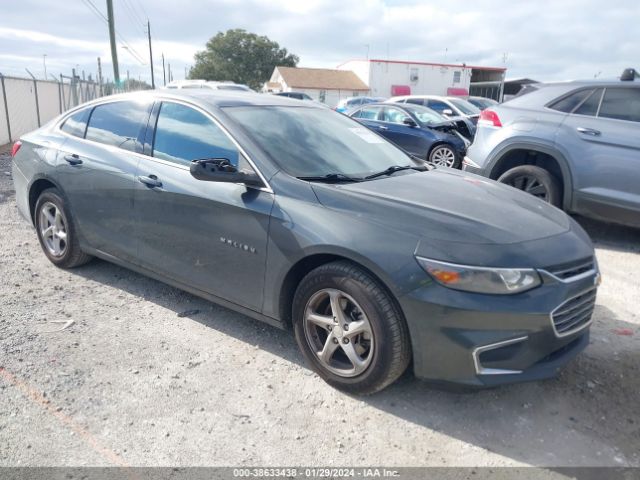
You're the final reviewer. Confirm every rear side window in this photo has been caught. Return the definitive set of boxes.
[573,89,604,116]
[549,89,593,113]
[85,101,149,152]
[598,88,640,122]
[406,98,425,106]
[60,108,90,138]
[152,102,239,166]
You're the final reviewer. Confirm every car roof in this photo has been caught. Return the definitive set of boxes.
[76,89,324,112]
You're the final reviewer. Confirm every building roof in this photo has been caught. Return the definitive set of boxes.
[336,58,507,72]
[276,66,369,91]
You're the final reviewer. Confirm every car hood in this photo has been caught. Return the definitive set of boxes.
[312,168,571,245]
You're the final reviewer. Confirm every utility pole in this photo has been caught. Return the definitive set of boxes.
[106,0,120,84]
[168,63,172,83]
[43,54,47,80]
[184,66,187,79]
[97,57,104,96]
[162,54,166,86]
[146,20,155,88]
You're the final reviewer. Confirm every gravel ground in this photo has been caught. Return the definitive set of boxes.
[0,145,638,467]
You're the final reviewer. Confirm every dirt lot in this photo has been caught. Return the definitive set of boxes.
[0,145,638,467]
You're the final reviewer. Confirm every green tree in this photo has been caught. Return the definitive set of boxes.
[189,29,299,90]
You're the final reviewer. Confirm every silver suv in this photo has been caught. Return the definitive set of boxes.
[464,72,640,228]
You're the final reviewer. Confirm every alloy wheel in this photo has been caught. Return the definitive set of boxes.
[430,146,456,167]
[39,202,68,257]
[503,175,549,201]
[303,288,375,377]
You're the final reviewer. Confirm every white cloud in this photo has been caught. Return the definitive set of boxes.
[0,0,638,83]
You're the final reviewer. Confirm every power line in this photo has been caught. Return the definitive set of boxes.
[80,0,147,65]
[120,0,145,27]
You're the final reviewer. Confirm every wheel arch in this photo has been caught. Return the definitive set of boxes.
[277,251,406,332]
[487,142,574,210]
[28,176,64,225]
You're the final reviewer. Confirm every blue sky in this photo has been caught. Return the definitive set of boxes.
[1,0,638,84]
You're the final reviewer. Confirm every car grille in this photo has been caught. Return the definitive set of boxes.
[546,257,595,281]
[551,287,597,336]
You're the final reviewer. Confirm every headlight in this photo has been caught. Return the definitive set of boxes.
[416,257,541,295]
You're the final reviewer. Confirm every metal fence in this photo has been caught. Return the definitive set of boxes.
[0,69,147,146]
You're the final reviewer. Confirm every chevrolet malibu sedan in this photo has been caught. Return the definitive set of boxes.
[11,90,600,394]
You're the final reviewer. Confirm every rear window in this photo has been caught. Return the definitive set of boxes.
[85,101,149,153]
[60,108,90,138]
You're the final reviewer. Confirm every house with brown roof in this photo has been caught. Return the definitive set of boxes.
[264,66,370,107]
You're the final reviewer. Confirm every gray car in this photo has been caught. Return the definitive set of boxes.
[464,74,640,227]
[11,90,600,394]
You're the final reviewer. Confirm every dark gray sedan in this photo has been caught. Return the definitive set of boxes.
[11,90,600,394]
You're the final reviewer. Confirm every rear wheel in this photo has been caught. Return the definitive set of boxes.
[428,144,459,168]
[293,261,411,395]
[497,165,561,207]
[35,189,92,268]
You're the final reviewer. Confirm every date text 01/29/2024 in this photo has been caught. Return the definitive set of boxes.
[232,468,400,477]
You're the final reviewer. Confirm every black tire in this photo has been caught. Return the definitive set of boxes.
[292,261,411,395]
[34,188,92,268]
[428,144,460,168]
[497,165,562,207]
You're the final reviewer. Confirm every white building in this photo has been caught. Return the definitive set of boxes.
[337,59,506,100]
[265,66,370,107]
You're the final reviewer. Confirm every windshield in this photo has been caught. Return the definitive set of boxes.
[400,104,447,125]
[224,106,419,178]
[448,98,481,115]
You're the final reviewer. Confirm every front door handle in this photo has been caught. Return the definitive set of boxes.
[64,154,83,165]
[577,127,601,136]
[138,175,162,188]
[378,125,389,131]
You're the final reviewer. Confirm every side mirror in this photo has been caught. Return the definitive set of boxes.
[403,117,418,127]
[190,158,263,187]
[442,108,454,116]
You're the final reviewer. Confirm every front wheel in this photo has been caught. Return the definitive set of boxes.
[293,261,411,395]
[497,165,561,207]
[428,144,459,168]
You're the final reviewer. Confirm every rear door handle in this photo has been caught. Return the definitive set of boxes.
[64,154,82,165]
[138,174,162,188]
[577,127,601,136]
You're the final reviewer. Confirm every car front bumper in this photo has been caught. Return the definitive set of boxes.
[398,264,599,387]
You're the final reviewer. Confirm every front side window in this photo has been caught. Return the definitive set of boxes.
[60,108,90,138]
[224,106,419,178]
[85,101,149,152]
[381,107,411,124]
[152,102,239,166]
[598,88,640,122]
[401,104,446,125]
